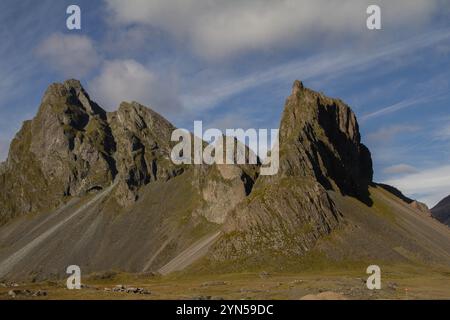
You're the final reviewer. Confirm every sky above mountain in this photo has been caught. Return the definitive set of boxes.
[0,0,449,206]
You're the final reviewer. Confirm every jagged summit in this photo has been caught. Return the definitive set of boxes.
[0,80,257,225]
[0,80,182,223]
[207,81,450,268]
[291,79,304,94]
[432,195,450,226]
[280,80,373,202]
[41,79,106,117]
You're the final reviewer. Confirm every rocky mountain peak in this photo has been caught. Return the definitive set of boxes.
[431,195,450,226]
[214,81,375,260]
[278,80,373,202]
[41,79,105,118]
[291,79,304,95]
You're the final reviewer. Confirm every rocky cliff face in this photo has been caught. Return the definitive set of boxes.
[1,79,450,279]
[432,195,450,226]
[0,80,117,222]
[0,78,373,253]
[0,80,261,278]
[278,80,373,201]
[0,81,177,221]
[210,81,374,262]
[107,101,183,205]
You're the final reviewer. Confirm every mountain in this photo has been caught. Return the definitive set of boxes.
[0,80,449,281]
[0,80,256,279]
[0,80,178,222]
[205,81,450,270]
[211,81,372,260]
[432,195,450,226]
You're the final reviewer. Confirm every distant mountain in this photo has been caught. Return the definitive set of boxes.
[0,80,449,281]
[432,195,450,226]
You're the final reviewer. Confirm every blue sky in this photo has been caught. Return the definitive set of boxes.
[0,0,449,206]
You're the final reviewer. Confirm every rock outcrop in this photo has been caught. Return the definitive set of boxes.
[106,101,183,206]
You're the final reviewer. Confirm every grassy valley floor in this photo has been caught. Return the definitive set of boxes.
[1,264,449,300]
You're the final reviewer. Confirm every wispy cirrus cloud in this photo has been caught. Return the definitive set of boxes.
[361,92,448,121]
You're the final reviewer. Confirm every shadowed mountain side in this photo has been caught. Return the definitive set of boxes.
[277,81,373,205]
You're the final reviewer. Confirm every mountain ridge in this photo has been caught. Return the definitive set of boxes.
[0,79,449,280]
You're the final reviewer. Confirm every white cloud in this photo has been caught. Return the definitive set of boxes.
[385,165,450,207]
[382,164,418,175]
[36,33,100,78]
[89,59,181,113]
[105,0,439,60]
